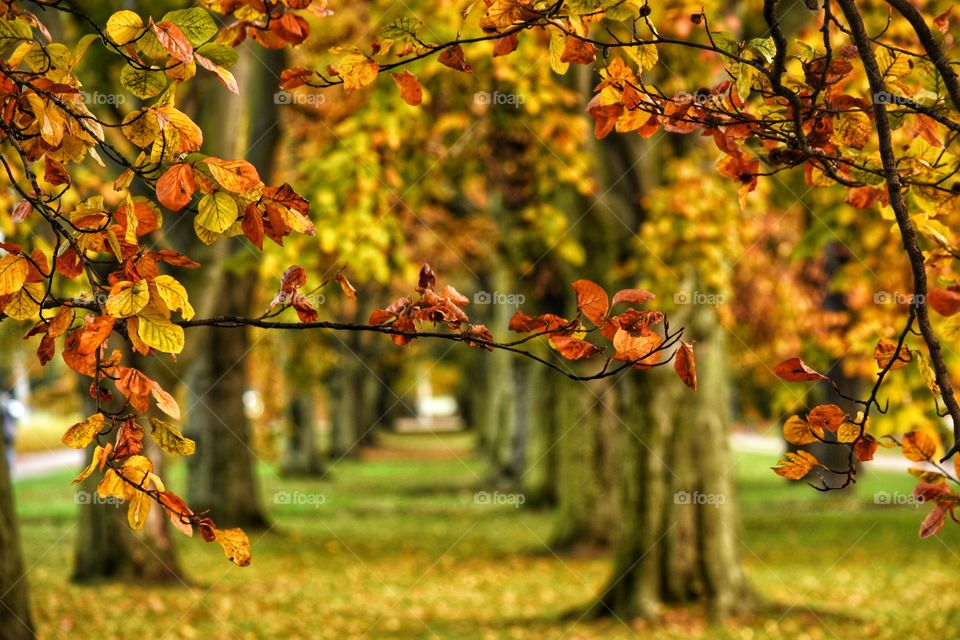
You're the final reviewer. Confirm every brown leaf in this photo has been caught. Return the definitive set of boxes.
[336,272,358,300]
[416,264,436,292]
[773,357,827,382]
[560,36,596,64]
[611,289,656,306]
[673,341,697,391]
[783,415,823,445]
[492,33,519,57]
[438,45,473,72]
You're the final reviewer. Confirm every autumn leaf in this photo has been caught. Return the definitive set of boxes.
[613,328,663,368]
[156,163,196,211]
[150,380,181,420]
[61,413,106,449]
[560,36,596,64]
[106,10,144,45]
[72,446,103,485]
[159,491,194,537]
[611,289,656,306]
[197,191,239,234]
[902,431,937,461]
[550,336,600,360]
[772,357,827,382]
[772,450,820,480]
[783,415,823,445]
[673,341,697,391]
[152,20,194,63]
[928,287,960,316]
[438,45,473,72]
[336,272,358,300]
[0,254,29,296]
[391,71,423,106]
[920,502,949,539]
[854,434,878,462]
[105,280,150,318]
[204,158,261,193]
[136,310,185,354]
[210,527,252,567]
[874,338,911,370]
[340,53,379,92]
[572,279,608,326]
[807,404,845,433]
[127,491,151,530]
[493,33,519,57]
[148,416,196,456]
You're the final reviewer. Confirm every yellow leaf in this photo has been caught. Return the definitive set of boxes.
[72,446,103,484]
[106,280,150,318]
[836,110,871,149]
[152,275,195,320]
[874,338,911,370]
[136,310,185,354]
[3,282,43,320]
[783,415,822,445]
[106,10,145,45]
[627,44,658,71]
[213,527,251,567]
[0,254,28,296]
[127,491,151,530]
[837,422,860,443]
[916,350,941,397]
[61,413,106,448]
[148,416,196,456]
[549,29,569,75]
[340,53,379,93]
[197,191,238,234]
[97,468,133,501]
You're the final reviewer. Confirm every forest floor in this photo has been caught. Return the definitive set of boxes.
[12,436,958,639]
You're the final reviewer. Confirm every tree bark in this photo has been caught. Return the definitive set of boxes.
[592,302,750,621]
[0,432,34,638]
[280,386,325,476]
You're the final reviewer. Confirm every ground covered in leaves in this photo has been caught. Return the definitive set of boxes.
[14,441,959,639]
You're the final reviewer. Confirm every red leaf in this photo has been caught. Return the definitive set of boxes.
[928,287,960,317]
[492,33,519,57]
[242,204,264,250]
[920,502,949,539]
[44,156,70,186]
[368,309,394,326]
[152,21,193,63]
[854,434,878,462]
[773,357,828,382]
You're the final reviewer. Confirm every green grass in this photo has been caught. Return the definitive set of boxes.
[13,449,960,639]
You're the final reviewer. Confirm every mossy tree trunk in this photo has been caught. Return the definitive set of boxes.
[593,302,750,621]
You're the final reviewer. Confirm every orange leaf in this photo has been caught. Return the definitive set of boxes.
[156,163,196,212]
[152,20,193,63]
[572,279,608,326]
[550,336,600,360]
[874,338,911,370]
[772,450,819,480]
[204,158,261,193]
[492,33,519,57]
[807,404,845,432]
[928,287,960,316]
[560,36,596,64]
[612,328,662,368]
[920,502,949,539]
[854,434,878,461]
[391,71,423,106]
[336,272,358,300]
[673,341,696,390]
[611,289,655,306]
[783,415,822,445]
[902,431,937,461]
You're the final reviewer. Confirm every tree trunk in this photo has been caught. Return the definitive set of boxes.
[280,386,325,476]
[549,375,620,551]
[593,303,750,621]
[519,353,558,506]
[0,432,34,638]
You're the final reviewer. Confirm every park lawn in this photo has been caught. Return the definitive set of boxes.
[12,448,960,640]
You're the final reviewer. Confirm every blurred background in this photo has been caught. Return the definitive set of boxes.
[3,0,959,638]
